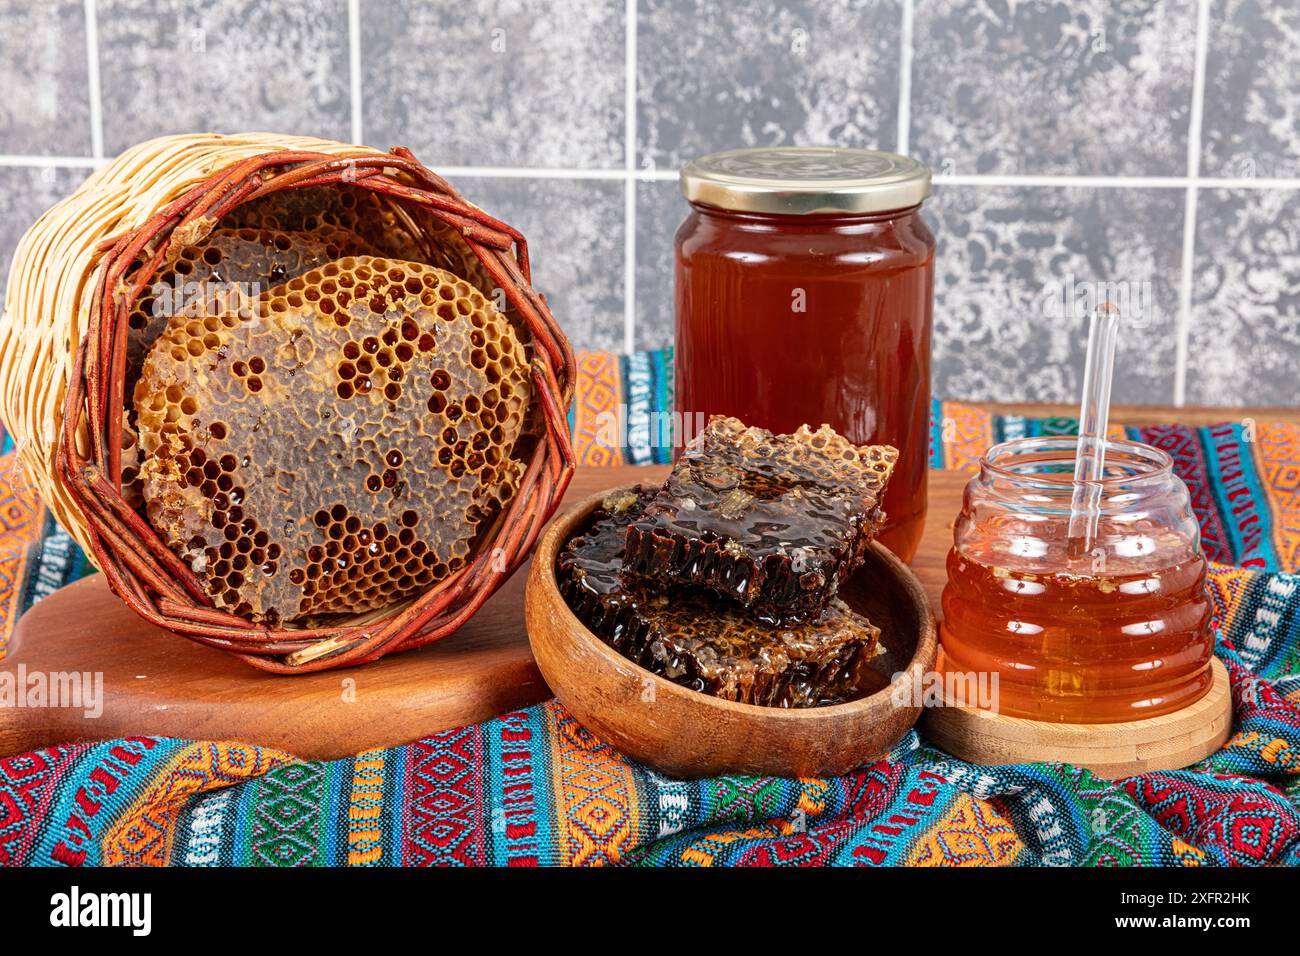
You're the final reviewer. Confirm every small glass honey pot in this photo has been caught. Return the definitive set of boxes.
[940,436,1214,723]
[928,306,1230,773]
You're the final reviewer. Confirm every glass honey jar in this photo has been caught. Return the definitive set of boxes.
[674,147,934,562]
[940,437,1214,723]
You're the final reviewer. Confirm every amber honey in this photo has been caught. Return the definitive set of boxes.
[939,438,1215,724]
[673,147,934,562]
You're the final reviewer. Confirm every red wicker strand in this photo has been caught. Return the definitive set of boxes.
[57,147,576,672]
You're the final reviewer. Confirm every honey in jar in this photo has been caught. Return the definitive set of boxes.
[940,437,1214,723]
[673,147,934,562]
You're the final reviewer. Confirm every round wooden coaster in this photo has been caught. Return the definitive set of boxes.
[922,655,1233,779]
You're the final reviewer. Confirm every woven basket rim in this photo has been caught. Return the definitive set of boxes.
[54,139,575,673]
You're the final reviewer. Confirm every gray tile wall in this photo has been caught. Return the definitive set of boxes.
[1,0,1296,407]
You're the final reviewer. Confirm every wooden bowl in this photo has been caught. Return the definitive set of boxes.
[525,487,938,778]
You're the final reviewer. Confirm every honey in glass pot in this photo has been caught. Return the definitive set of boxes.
[940,437,1214,723]
[674,148,934,561]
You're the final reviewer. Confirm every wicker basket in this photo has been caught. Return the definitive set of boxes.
[0,132,575,672]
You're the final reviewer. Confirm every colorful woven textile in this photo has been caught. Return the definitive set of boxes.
[2,349,1299,867]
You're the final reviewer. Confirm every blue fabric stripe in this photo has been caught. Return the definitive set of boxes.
[621,350,656,466]
[389,744,409,864]
[651,348,673,464]
[1200,423,1280,569]
[999,415,1030,444]
[230,764,255,866]
[1230,571,1300,676]
[526,706,559,862]
[28,738,176,866]
[323,760,345,866]
[927,398,945,469]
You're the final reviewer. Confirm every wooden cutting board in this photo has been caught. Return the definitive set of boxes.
[0,467,963,758]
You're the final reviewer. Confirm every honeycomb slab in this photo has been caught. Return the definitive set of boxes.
[559,488,882,708]
[134,255,531,624]
[622,417,898,626]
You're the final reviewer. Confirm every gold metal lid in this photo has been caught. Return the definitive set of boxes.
[680,147,931,215]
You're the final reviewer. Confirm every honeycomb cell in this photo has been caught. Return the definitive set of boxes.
[135,256,531,624]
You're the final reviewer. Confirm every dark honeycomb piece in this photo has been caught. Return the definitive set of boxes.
[558,488,882,708]
[623,417,898,625]
[134,255,532,625]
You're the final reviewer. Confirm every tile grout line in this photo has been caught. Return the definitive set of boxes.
[348,0,364,145]
[623,0,637,355]
[933,173,1283,189]
[896,0,914,154]
[3,152,1300,192]
[1174,0,1211,408]
[83,0,104,160]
